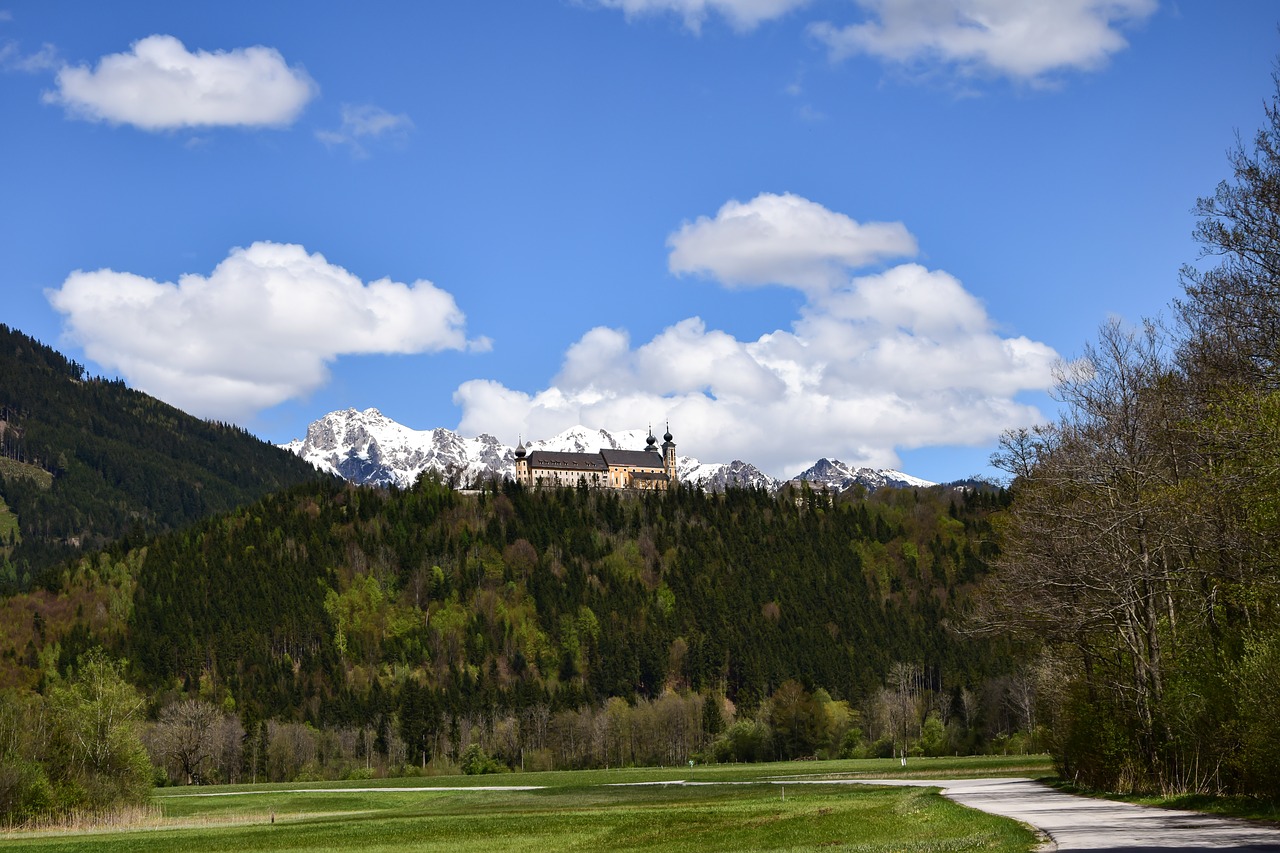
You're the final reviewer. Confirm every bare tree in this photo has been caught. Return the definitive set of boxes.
[884,662,923,764]
[154,699,222,785]
[1180,71,1280,391]
[973,316,1267,791]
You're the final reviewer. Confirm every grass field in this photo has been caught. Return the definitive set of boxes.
[2,756,1051,852]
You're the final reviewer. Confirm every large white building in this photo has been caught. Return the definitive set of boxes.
[514,428,678,490]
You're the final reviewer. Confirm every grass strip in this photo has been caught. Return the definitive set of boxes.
[6,766,1043,852]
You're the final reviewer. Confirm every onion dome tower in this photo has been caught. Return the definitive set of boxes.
[514,437,529,485]
[661,423,677,484]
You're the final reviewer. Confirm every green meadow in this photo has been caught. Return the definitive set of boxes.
[3,756,1050,852]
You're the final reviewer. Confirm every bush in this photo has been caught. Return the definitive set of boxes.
[294,761,324,783]
[837,727,866,759]
[712,720,773,764]
[868,737,895,759]
[460,744,503,775]
[1233,633,1280,797]
[0,760,53,825]
[1052,687,1137,791]
[920,713,948,757]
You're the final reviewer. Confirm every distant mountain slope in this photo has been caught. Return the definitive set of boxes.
[279,407,511,488]
[0,324,324,589]
[679,458,779,491]
[794,458,936,493]
[281,407,937,493]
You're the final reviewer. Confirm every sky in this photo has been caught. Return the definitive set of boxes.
[2,1,1278,482]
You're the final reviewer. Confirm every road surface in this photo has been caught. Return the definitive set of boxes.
[839,777,1280,851]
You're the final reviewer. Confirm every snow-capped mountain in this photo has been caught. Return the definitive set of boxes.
[794,458,936,493]
[279,408,512,488]
[280,410,655,489]
[679,459,779,492]
[522,425,650,456]
[281,407,936,493]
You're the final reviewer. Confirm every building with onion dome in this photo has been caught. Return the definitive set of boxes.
[513,427,678,490]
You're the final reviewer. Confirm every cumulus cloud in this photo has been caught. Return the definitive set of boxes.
[811,0,1157,83]
[590,0,810,32]
[668,192,917,293]
[316,103,414,157]
[457,195,1057,476]
[48,242,485,421]
[46,34,316,129]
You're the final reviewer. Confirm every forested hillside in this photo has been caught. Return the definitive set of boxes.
[123,476,1008,719]
[1,474,1027,807]
[0,324,324,592]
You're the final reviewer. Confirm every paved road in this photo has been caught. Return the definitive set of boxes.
[838,777,1280,851]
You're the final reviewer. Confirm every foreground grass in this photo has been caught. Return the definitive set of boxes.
[3,756,1048,852]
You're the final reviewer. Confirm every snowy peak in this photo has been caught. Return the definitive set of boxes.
[680,459,779,492]
[282,407,512,488]
[795,458,936,493]
[281,409,937,494]
[526,425,637,454]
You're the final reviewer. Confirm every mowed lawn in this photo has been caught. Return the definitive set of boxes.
[3,755,1052,853]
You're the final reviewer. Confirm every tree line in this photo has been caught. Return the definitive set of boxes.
[973,72,1280,798]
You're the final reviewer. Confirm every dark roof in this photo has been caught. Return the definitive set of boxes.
[629,471,669,481]
[600,449,665,468]
[526,450,607,471]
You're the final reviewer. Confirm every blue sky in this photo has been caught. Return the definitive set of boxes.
[2,1,1277,481]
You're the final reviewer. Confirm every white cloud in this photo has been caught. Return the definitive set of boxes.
[46,34,316,129]
[811,0,1157,83]
[316,103,414,157]
[668,192,917,293]
[48,242,485,421]
[457,196,1057,477]
[591,0,810,32]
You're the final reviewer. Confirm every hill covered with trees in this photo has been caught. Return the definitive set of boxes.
[124,476,1009,719]
[0,324,325,592]
[1,473,1027,812]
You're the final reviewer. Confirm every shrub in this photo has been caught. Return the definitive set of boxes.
[460,744,503,775]
[712,720,773,764]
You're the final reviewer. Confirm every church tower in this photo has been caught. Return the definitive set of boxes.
[661,424,678,484]
[514,438,529,485]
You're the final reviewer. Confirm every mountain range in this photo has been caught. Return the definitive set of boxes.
[281,407,937,494]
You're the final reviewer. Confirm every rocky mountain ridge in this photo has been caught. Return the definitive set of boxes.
[281,407,938,493]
